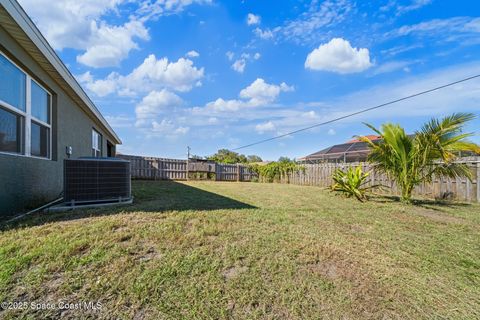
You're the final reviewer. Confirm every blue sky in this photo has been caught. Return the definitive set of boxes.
[18,0,480,160]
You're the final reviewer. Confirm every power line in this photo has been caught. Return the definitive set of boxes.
[232,74,480,151]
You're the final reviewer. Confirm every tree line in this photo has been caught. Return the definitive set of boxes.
[191,148,293,164]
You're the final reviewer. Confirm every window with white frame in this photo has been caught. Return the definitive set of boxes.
[92,129,102,157]
[0,51,51,159]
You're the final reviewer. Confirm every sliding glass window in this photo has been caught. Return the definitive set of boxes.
[0,51,52,159]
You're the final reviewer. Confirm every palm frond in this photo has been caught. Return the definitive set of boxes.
[362,122,383,136]
[362,113,479,202]
[427,163,473,181]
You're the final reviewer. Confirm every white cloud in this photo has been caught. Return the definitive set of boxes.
[134,89,188,138]
[125,55,204,92]
[136,0,212,21]
[255,121,276,134]
[254,28,274,39]
[76,19,149,68]
[247,13,261,26]
[240,62,480,139]
[79,54,204,96]
[203,78,294,112]
[381,44,423,57]
[204,98,245,112]
[395,18,462,37]
[248,0,361,44]
[76,71,94,85]
[226,51,235,61]
[150,119,189,136]
[232,59,246,73]
[135,61,480,148]
[174,126,190,135]
[379,0,396,12]
[302,111,317,119]
[312,61,480,122]
[18,0,210,68]
[77,71,118,97]
[230,52,262,73]
[465,18,480,33]
[327,128,336,135]
[305,38,372,74]
[372,60,417,76]
[186,50,200,58]
[396,0,432,15]
[240,78,294,105]
[280,0,353,44]
[104,115,134,128]
[18,0,147,68]
[389,17,480,40]
[248,2,358,45]
[246,0,438,48]
[18,0,124,50]
[135,89,183,124]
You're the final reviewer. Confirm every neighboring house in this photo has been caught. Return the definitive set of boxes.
[0,0,121,216]
[298,135,382,163]
[298,134,479,164]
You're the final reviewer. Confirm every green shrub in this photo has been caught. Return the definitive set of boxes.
[331,166,376,202]
[249,160,304,183]
[359,113,480,203]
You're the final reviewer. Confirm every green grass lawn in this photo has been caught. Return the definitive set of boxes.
[1,181,479,319]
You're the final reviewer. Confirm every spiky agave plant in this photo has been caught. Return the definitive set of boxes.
[359,113,480,203]
[331,166,375,202]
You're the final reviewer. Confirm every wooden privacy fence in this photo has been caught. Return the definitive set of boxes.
[284,157,480,203]
[118,154,480,202]
[215,163,256,181]
[120,155,188,180]
[117,154,256,182]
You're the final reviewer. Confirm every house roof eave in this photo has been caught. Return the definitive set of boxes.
[0,0,121,145]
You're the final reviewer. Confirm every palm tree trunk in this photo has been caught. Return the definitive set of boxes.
[400,183,414,203]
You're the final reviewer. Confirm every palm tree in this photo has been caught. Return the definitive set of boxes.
[359,113,480,203]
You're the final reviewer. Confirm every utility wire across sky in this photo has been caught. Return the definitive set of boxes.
[231,74,480,151]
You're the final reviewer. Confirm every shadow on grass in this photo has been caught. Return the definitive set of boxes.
[371,194,472,212]
[2,180,256,230]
